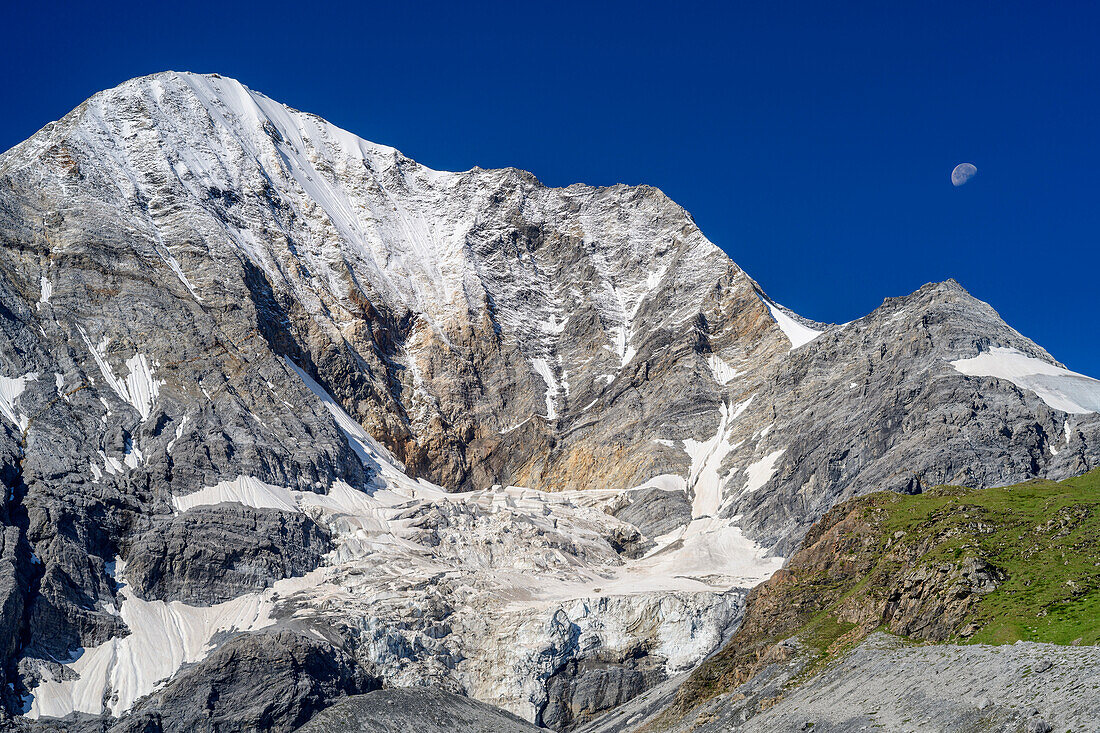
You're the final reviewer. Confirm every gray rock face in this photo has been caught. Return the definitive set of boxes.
[639,633,1100,733]
[120,631,378,733]
[607,488,691,540]
[722,280,1100,555]
[0,71,1097,729]
[19,632,378,733]
[124,505,331,604]
[540,656,665,731]
[295,688,543,733]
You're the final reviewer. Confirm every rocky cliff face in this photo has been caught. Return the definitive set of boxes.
[0,72,1097,730]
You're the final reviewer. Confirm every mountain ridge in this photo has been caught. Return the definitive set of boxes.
[1,71,1098,730]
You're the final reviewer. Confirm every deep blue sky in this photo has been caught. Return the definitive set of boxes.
[4,2,1098,373]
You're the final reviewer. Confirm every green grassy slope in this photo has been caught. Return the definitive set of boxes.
[669,468,1100,719]
[880,469,1100,645]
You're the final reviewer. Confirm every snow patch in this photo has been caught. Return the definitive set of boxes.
[624,473,687,493]
[173,475,299,514]
[684,397,752,519]
[499,417,532,435]
[98,450,124,476]
[761,298,822,350]
[706,355,739,385]
[531,358,560,420]
[167,416,189,453]
[0,372,38,433]
[119,355,162,421]
[122,440,143,470]
[79,329,163,421]
[633,517,783,594]
[950,347,1100,414]
[38,276,52,307]
[25,560,274,719]
[741,449,786,494]
[159,250,202,301]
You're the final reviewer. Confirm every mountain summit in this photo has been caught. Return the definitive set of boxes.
[0,72,1097,729]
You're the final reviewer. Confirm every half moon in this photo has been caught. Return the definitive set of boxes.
[951,163,977,187]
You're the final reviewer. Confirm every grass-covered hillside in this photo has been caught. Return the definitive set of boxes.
[879,469,1100,646]
[670,468,1100,718]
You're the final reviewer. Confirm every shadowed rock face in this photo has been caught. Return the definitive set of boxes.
[295,687,541,733]
[120,632,379,733]
[0,71,1096,730]
[0,527,29,664]
[124,504,332,604]
[540,654,666,731]
[20,632,379,733]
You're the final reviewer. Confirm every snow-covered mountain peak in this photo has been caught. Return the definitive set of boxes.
[7,71,749,336]
[1,71,1099,730]
[101,71,430,175]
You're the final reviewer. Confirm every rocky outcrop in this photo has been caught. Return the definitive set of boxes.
[540,654,665,731]
[124,505,331,604]
[606,488,692,540]
[16,632,377,733]
[295,687,542,733]
[115,631,378,733]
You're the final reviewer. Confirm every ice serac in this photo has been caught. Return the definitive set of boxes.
[0,72,1097,730]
